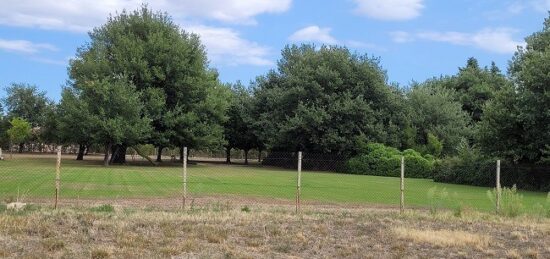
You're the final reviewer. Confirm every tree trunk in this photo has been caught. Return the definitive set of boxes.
[110,144,127,164]
[76,144,85,160]
[258,147,262,162]
[244,149,249,165]
[179,147,184,161]
[156,146,163,162]
[225,147,231,164]
[103,143,111,166]
[18,143,24,153]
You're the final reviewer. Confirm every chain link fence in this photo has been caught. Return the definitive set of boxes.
[0,147,548,214]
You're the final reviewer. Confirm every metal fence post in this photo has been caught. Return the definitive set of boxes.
[296,151,302,214]
[400,156,405,214]
[54,145,61,209]
[496,159,501,214]
[182,147,188,209]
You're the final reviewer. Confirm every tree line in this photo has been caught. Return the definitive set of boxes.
[0,6,548,176]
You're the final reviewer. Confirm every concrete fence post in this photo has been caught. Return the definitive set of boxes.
[496,159,501,214]
[400,156,405,214]
[296,151,302,214]
[182,147,188,209]
[54,145,61,209]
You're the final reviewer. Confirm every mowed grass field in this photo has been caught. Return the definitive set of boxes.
[0,155,548,212]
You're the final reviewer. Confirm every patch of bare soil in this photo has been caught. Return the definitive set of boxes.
[0,202,548,258]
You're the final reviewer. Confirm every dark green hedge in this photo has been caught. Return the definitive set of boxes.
[434,157,550,192]
[347,143,434,178]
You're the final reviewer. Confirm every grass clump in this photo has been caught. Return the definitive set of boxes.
[427,187,448,215]
[532,192,550,218]
[393,227,491,248]
[487,185,523,217]
[90,204,115,213]
[42,238,65,251]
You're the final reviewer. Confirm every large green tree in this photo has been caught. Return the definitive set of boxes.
[407,82,472,155]
[479,14,550,163]
[3,83,52,127]
[60,78,152,166]
[69,5,226,163]
[252,44,408,155]
[223,82,261,164]
[58,87,97,160]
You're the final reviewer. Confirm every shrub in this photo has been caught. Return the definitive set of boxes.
[433,140,550,192]
[347,143,434,178]
[487,185,523,217]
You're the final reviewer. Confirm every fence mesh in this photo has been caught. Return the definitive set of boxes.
[0,148,548,214]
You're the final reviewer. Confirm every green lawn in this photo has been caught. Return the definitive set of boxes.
[0,156,548,212]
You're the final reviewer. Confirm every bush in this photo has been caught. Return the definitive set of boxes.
[347,143,435,178]
[433,156,495,186]
[433,140,550,192]
[487,185,523,217]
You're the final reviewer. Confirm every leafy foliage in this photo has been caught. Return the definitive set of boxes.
[7,117,32,146]
[252,44,408,155]
[3,83,53,127]
[60,78,151,165]
[347,143,434,178]
[478,16,550,163]
[407,83,472,155]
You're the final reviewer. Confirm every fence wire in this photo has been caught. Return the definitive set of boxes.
[0,148,548,214]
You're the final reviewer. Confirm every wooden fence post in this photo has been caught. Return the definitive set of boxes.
[182,147,188,209]
[400,156,405,214]
[496,159,501,214]
[54,145,61,209]
[296,151,302,214]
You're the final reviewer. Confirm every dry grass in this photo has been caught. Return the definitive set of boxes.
[392,227,491,248]
[0,203,549,258]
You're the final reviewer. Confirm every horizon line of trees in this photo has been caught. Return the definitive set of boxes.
[0,6,548,171]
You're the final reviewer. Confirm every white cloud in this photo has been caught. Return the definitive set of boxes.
[0,0,292,32]
[417,28,525,54]
[389,31,414,43]
[352,0,424,21]
[391,28,525,54]
[0,39,57,54]
[289,26,338,44]
[188,25,273,66]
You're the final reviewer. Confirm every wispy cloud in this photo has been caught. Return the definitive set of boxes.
[391,28,525,54]
[0,39,57,54]
[352,0,424,21]
[389,31,414,43]
[289,25,381,51]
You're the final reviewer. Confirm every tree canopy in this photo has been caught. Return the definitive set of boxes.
[478,16,550,163]
[66,5,228,164]
[252,44,407,155]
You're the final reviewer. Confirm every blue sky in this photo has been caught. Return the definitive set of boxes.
[0,0,548,101]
